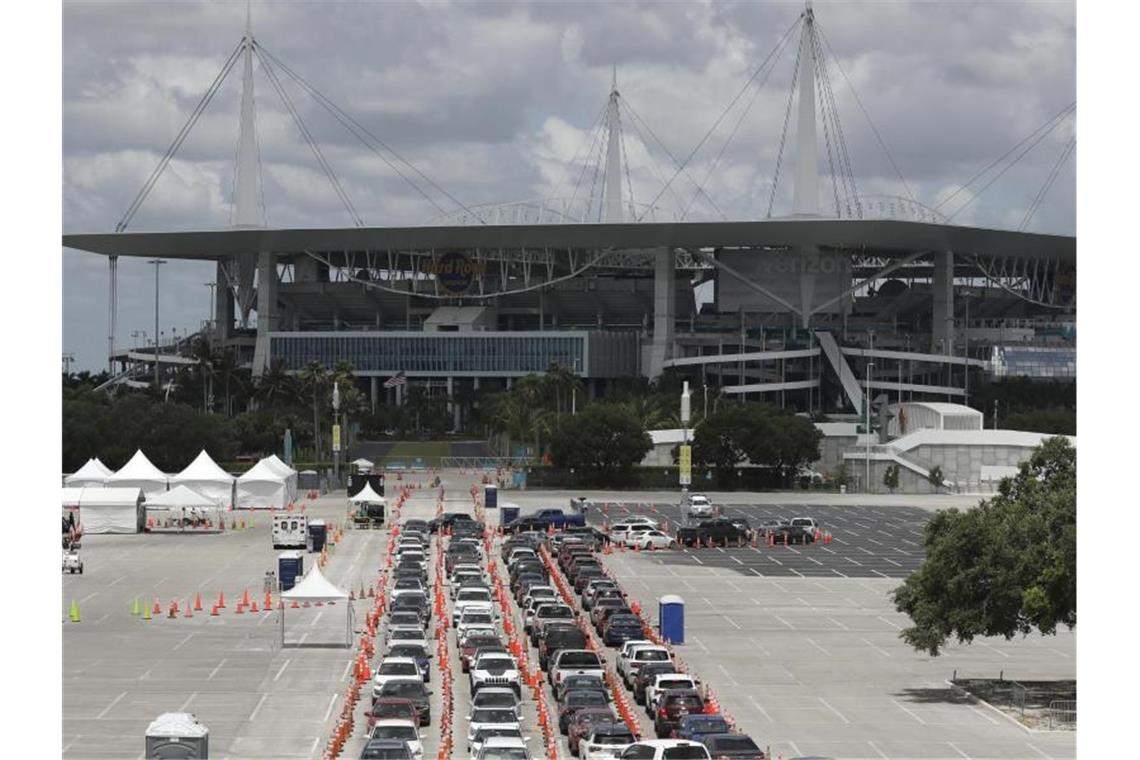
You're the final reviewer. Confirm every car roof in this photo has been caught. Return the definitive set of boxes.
[482,737,528,748]
[475,686,519,696]
[378,657,418,666]
[373,719,418,728]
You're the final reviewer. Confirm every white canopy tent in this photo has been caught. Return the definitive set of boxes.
[280,564,352,647]
[262,455,298,504]
[64,487,145,534]
[65,458,113,488]
[106,450,169,499]
[146,485,224,532]
[352,458,374,472]
[171,450,235,509]
[348,482,385,504]
[236,460,288,509]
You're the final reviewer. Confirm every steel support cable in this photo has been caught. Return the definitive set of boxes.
[567,115,608,219]
[682,24,796,220]
[945,111,1071,221]
[767,34,802,218]
[583,112,609,221]
[255,47,364,226]
[621,107,691,219]
[117,39,245,231]
[636,15,803,219]
[934,101,1075,213]
[813,32,843,217]
[816,24,915,205]
[970,255,1070,310]
[546,100,609,202]
[622,98,726,220]
[254,43,482,222]
[1019,135,1075,231]
[814,29,860,217]
[592,103,612,222]
[617,107,638,214]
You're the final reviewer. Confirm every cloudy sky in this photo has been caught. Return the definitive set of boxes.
[62,0,1075,371]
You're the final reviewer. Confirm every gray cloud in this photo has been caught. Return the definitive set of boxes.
[63,0,1075,371]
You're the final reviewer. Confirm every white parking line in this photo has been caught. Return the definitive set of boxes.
[723,615,742,630]
[967,703,999,725]
[107,575,126,587]
[179,692,197,711]
[844,557,863,566]
[173,633,194,651]
[716,663,739,685]
[323,692,339,722]
[152,576,167,588]
[341,658,354,681]
[947,742,972,759]
[1025,743,1052,759]
[818,697,850,724]
[774,615,794,629]
[690,636,710,653]
[79,592,99,603]
[863,638,892,657]
[892,698,927,724]
[788,740,803,757]
[826,616,849,630]
[248,692,269,721]
[747,695,772,722]
[62,735,81,753]
[878,615,903,630]
[806,638,830,656]
[274,659,291,682]
[867,740,890,759]
[207,658,227,680]
[309,736,321,758]
[96,691,127,719]
[310,610,324,626]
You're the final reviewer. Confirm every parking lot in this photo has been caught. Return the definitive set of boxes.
[592,501,930,578]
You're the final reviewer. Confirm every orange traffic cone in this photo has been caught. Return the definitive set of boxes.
[184,601,193,618]
[217,591,226,608]
[241,589,251,607]
[193,592,203,612]
[251,600,259,612]
[235,603,244,614]
[291,600,300,609]
[211,604,220,616]
[264,591,272,609]
[152,600,162,615]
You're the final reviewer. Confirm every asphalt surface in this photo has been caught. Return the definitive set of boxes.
[590,501,931,579]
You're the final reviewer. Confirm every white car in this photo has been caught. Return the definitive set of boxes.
[615,640,653,681]
[790,516,821,538]
[580,724,637,759]
[466,707,522,751]
[454,587,498,623]
[386,626,430,651]
[631,530,675,551]
[620,645,671,687]
[369,719,423,760]
[644,673,699,716]
[457,605,498,638]
[617,526,654,547]
[476,735,532,760]
[687,494,714,518]
[371,657,423,697]
[550,649,605,688]
[470,651,521,695]
[617,739,709,760]
[472,686,523,719]
[619,516,658,528]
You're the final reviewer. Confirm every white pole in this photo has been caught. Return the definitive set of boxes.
[865,363,874,492]
[792,3,819,216]
[604,66,623,223]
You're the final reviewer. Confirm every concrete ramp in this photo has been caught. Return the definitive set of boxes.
[815,330,865,412]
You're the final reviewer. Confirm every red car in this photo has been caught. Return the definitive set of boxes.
[367,698,419,731]
[567,709,619,756]
[460,635,502,673]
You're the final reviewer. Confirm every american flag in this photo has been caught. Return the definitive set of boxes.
[383,371,407,388]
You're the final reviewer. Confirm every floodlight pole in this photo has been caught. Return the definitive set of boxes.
[332,381,341,485]
[865,363,874,493]
[148,259,167,390]
[681,381,691,521]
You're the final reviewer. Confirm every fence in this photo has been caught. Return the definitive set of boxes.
[1047,700,1077,729]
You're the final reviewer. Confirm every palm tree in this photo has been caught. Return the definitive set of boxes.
[299,362,328,460]
[253,361,299,420]
[544,362,583,416]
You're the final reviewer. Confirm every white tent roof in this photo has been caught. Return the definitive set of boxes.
[280,563,348,601]
[107,450,168,483]
[172,450,233,483]
[349,482,385,503]
[91,458,114,477]
[263,455,297,477]
[63,487,144,507]
[146,485,217,509]
[238,459,287,483]
[65,459,109,485]
[352,458,374,469]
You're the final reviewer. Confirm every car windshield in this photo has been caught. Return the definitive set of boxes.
[481,749,529,760]
[458,589,492,601]
[472,708,517,723]
[559,652,602,667]
[594,733,634,745]
[361,747,411,760]
[636,650,669,661]
[389,646,426,660]
[565,676,603,689]
[538,606,572,618]
[666,696,704,710]
[475,726,522,740]
[464,613,493,625]
[476,692,517,708]
[382,682,425,697]
[662,748,710,760]
[710,737,760,751]
[379,662,419,675]
[390,630,422,641]
[608,616,641,626]
[685,717,729,733]
[466,636,500,649]
[567,691,608,706]
[372,703,414,718]
[372,725,417,741]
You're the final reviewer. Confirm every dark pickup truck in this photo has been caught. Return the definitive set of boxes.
[675,518,752,547]
[504,508,587,534]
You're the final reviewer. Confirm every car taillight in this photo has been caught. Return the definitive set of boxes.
[658,707,668,718]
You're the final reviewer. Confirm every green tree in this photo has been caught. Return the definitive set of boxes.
[691,407,748,480]
[299,362,328,460]
[891,437,1076,656]
[927,465,945,489]
[883,464,900,493]
[548,403,651,481]
[739,405,822,482]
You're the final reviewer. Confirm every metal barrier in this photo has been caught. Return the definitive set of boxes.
[1047,700,1076,729]
[1010,681,1028,715]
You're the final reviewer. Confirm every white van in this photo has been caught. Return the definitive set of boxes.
[272,514,308,549]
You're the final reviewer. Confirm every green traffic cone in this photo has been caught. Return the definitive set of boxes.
[69,600,80,623]
[131,597,140,616]
[142,601,151,621]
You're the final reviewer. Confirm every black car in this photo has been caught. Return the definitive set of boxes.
[539,625,588,671]
[360,738,413,759]
[603,614,644,646]
[702,733,766,759]
[676,518,751,548]
[373,679,432,725]
[558,689,611,734]
[429,512,477,533]
[653,689,705,738]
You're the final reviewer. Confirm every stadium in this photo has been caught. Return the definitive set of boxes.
[62,5,1076,492]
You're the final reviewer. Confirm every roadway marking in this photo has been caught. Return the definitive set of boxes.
[748,638,771,656]
[857,547,875,555]
[863,638,892,657]
[309,736,321,758]
[207,659,227,680]
[274,659,291,682]
[805,638,830,656]
[819,697,850,724]
[773,615,794,629]
[323,692,339,722]
[62,735,81,753]
[867,740,890,759]
[341,658,354,681]
[788,741,803,757]
[827,616,849,630]
[845,557,863,566]
[152,576,168,588]
[96,691,127,719]
[248,692,269,721]
[1025,743,1051,759]
[878,615,903,630]
[884,557,903,567]
[980,641,1011,658]
[139,666,154,681]
[107,575,126,587]
[179,692,197,711]
[892,698,927,724]
[716,663,740,685]
[79,592,99,603]
[93,613,108,625]
[947,742,972,759]
[690,636,710,653]
[310,610,324,626]
[768,557,783,566]
[748,695,772,722]
[173,633,195,651]
[730,555,744,565]
[722,615,743,630]
[967,703,999,725]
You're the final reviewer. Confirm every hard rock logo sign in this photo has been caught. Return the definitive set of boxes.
[423,251,487,294]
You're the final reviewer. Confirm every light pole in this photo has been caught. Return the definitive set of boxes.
[703,383,708,420]
[205,282,216,334]
[62,353,75,376]
[332,381,341,484]
[148,259,167,390]
[680,381,692,522]
[865,362,875,493]
[962,290,972,406]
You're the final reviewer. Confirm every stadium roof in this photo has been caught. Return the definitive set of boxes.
[62,218,1074,263]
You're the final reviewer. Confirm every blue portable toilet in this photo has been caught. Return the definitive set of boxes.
[278,551,305,591]
[307,519,327,553]
[484,484,498,510]
[500,503,520,527]
[659,594,685,644]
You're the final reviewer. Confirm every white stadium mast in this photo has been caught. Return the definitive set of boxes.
[604,66,625,223]
[792,1,820,217]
